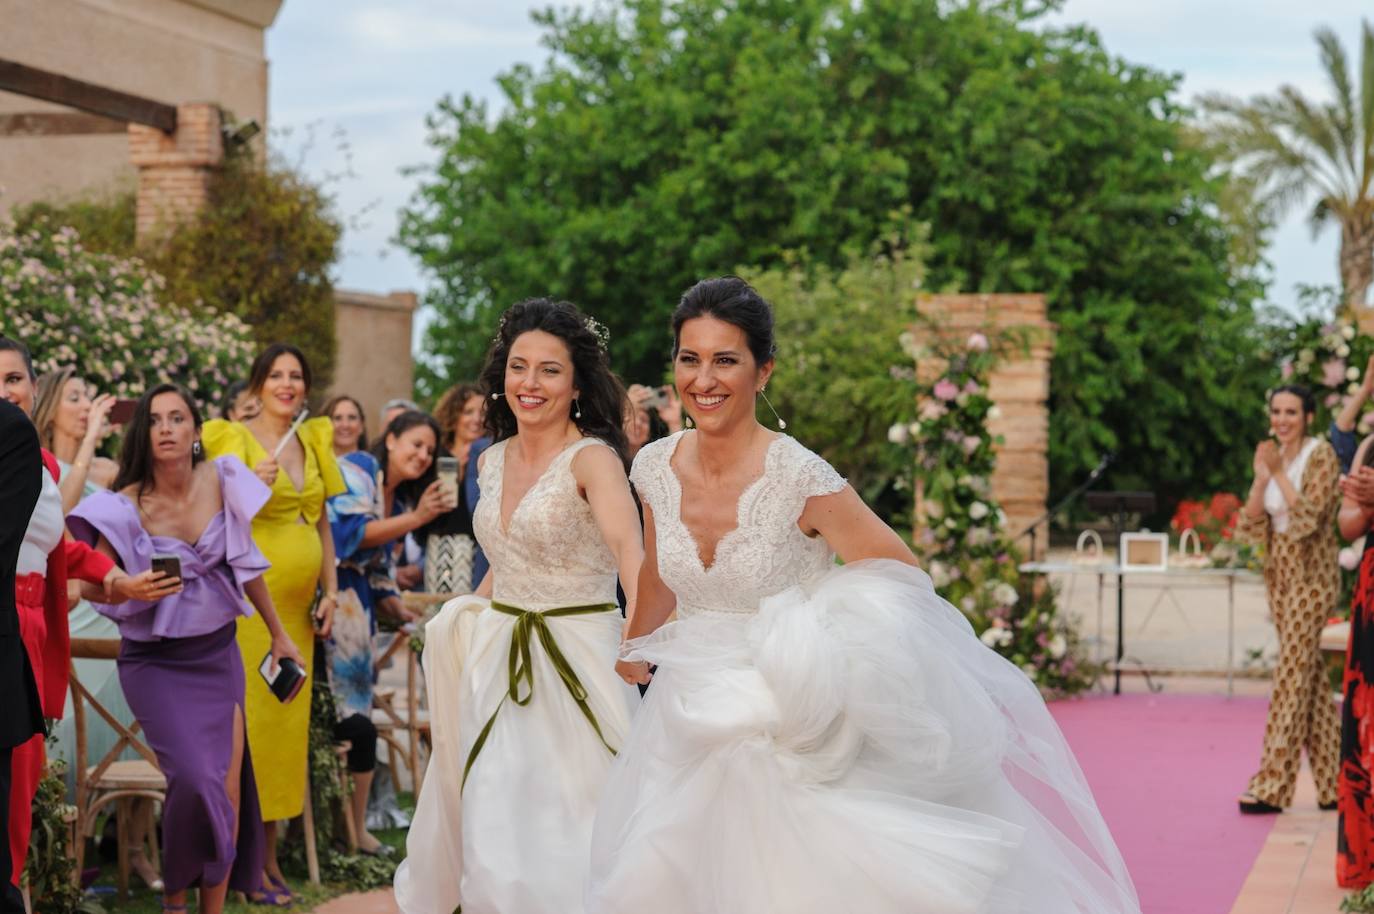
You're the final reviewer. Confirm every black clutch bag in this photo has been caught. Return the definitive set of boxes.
[258,653,306,703]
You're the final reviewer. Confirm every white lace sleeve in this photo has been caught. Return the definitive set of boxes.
[789,439,847,500]
[629,437,670,516]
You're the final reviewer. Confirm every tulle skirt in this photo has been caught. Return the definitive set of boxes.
[587,560,1141,914]
[395,594,636,914]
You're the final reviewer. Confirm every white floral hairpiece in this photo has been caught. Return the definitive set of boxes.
[585,315,611,352]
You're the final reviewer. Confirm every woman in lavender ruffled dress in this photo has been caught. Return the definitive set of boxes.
[69,384,306,914]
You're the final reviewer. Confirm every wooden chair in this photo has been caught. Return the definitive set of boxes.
[299,744,358,885]
[370,593,445,794]
[69,638,167,900]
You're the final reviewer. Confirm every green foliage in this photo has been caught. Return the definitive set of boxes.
[402,0,1268,506]
[746,232,927,509]
[24,755,85,914]
[12,188,137,253]
[1343,883,1374,912]
[280,670,397,890]
[0,217,255,409]
[899,318,1094,695]
[153,149,343,392]
[10,145,343,394]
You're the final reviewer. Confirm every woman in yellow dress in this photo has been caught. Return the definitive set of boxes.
[203,343,344,900]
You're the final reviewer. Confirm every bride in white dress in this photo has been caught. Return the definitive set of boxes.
[395,299,642,914]
[588,278,1141,913]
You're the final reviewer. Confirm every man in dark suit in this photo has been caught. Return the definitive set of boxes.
[0,398,44,911]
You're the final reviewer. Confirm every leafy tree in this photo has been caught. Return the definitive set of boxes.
[401,0,1269,503]
[1201,20,1374,314]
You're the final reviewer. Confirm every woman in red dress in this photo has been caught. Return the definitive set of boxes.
[0,338,168,888]
[1337,434,1374,887]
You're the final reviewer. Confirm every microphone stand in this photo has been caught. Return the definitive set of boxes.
[1017,453,1115,562]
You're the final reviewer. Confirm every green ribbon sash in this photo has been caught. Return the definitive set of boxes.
[461,601,620,790]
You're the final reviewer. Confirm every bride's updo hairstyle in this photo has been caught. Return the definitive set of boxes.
[671,277,777,370]
[480,297,631,470]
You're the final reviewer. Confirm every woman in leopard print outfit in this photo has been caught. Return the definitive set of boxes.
[1236,384,1341,814]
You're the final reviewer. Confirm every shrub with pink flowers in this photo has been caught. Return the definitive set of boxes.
[0,215,254,410]
[893,321,1096,696]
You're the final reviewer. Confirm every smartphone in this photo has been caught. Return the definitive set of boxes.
[258,652,306,703]
[108,398,139,424]
[150,554,181,582]
[641,386,669,409]
[436,456,459,498]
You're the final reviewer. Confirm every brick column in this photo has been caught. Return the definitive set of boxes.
[913,293,1056,545]
[127,103,223,245]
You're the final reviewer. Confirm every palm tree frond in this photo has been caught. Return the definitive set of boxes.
[1360,19,1374,195]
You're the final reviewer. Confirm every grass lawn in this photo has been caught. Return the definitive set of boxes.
[83,796,413,914]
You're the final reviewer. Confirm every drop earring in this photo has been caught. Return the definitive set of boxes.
[574,398,582,420]
[192,440,203,456]
[759,387,787,430]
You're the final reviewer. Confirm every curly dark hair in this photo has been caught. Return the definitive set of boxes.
[479,298,630,470]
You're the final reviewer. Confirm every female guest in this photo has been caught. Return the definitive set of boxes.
[588,278,1140,913]
[69,384,306,914]
[325,397,447,855]
[0,338,159,891]
[375,412,457,596]
[33,367,162,889]
[32,367,119,511]
[429,384,491,591]
[202,343,344,898]
[1336,438,1374,885]
[394,300,642,914]
[1236,385,1342,814]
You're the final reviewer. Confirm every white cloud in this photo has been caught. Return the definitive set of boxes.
[344,7,538,52]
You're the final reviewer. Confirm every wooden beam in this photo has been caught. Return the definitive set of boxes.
[0,111,127,137]
[0,58,176,132]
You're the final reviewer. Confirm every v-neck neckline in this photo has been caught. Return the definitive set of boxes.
[497,437,582,536]
[245,422,309,495]
[666,431,782,573]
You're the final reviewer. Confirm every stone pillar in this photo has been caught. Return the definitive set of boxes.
[913,293,1056,546]
[328,289,418,429]
[127,103,223,245]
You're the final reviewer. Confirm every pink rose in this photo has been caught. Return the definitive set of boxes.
[967,333,989,352]
[1280,362,1294,379]
[933,379,959,401]
[1323,358,1348,387]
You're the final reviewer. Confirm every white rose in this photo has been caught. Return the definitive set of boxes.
[1344,324,1358,340]
[925,500,943,520]
[929,561,951,588]
[993,581,1019,607]
[944,517,958,529]
[1349,366,1362,382]
[956,392,970,408]
[980,627,1001,647]
[960,596,976,614]
[969,502,990,520]
[1048,634,1068,659]
[1299,348,1315,363]
[987,405,1003,420]
[887,423,910,445]
[1339,344,1352,358]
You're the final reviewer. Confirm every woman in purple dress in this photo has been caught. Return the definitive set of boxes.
[68,384,306,914]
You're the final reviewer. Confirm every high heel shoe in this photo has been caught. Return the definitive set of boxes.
[131,850,165,892]
[1237,793,1283,815]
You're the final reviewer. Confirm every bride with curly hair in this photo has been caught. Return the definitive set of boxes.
[394,298,643,914]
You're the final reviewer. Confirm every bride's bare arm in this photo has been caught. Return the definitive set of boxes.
[801,486,919,566]
[574,445,645,617]
[617,504,675,685]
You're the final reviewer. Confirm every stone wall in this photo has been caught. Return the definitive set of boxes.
[0,0,279,210]
[329,290,419,434]
[913,293,1055,551]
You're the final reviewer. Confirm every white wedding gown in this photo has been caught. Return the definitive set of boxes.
[587,432,1141,913]
[394,437,636,914]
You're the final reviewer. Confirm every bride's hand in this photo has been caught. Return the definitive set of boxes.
[616,658,652,686]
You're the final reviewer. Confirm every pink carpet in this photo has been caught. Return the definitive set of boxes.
[1049,692,1276,914]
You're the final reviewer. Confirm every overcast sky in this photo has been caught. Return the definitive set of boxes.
[266,0,1368,335]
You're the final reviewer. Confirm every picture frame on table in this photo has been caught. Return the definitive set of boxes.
[1120,531,1169,571]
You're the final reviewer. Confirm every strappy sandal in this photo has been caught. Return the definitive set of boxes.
[247,887,292,907]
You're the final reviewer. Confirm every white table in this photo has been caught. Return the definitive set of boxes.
[1018,562,1263,696]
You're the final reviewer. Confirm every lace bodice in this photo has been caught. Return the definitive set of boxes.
[632,432,847,617]
[473,437,619,610]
